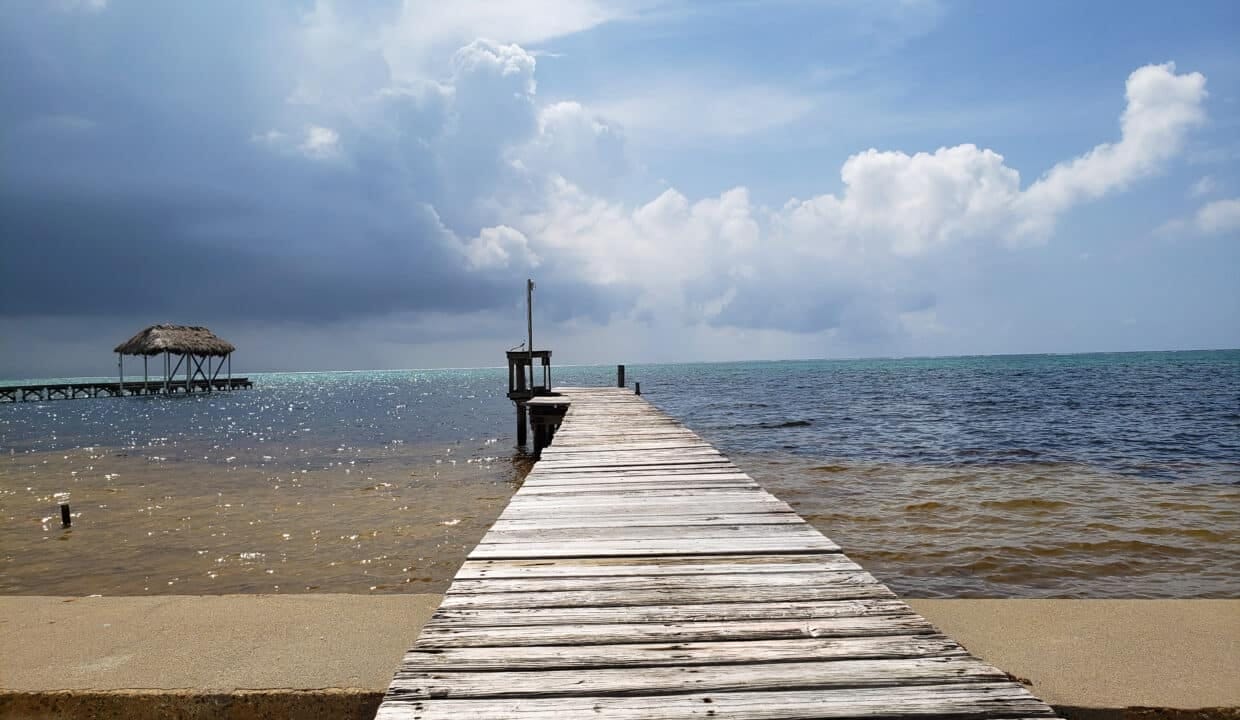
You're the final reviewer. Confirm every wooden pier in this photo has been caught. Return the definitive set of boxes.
[377,387,1060,718]
[0,377,252,403]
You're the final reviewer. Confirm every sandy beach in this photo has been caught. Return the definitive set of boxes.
[1,595,1236,719]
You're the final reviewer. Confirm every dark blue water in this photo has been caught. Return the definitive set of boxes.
[4,351,1238,481]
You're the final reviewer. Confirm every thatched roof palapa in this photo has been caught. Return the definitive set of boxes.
[114,324,236,357]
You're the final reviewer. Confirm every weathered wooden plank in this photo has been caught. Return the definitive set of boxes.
[376,683,1057,720]
[519,481,761,495]
[431,598,911,626]
[469,537,840,559]
[488,514,808,531]
[415,613,932,647]
[389,657,1007,699]
[396,634,965,671]
[523,471,755,483]
[514,487,767,501]
[540,446,723,454]
[532,459,735,471]
[456,554,858,579]
[479,525,825,544]
[490,503,798,520]
[436,580,890,609]
[523,471,754,484]
[504,490,790,507]
[448,570,879,594]
[540,441,715,452]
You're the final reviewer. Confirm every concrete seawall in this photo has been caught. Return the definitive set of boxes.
[1,596,1236,719]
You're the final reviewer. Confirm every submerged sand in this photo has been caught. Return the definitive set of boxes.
[0,446,526,596]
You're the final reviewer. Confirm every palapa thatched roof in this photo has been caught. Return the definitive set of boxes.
[114,324,236,357]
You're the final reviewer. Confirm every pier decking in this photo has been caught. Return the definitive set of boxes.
[377,387,1060,718]
[0,377,252,403]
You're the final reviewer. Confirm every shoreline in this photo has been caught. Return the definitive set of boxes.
[1,595,1236,719]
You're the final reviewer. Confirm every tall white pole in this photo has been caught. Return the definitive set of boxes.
[527,279,535,392]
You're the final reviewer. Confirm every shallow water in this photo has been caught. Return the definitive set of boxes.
[2,351,1237,597]
[0,443,525,595]
[747,455,1240,598]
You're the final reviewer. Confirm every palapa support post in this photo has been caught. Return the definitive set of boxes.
[118,353,124,395]
[516,404,528,447]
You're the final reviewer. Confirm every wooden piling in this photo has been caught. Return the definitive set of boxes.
[616,364,625,387]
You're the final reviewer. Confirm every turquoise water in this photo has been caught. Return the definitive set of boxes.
[2,350,1237,597]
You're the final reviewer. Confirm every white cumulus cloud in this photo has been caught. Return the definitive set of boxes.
[465,225,540,270]
[515,101,629,192]
[500,63,1209,333]
[1014,62,1207,241]
[1189,175,1217,198]
[1194,198,1240,235]
[299,125,341,159]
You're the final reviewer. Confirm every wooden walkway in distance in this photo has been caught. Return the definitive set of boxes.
[377,387,1061,719]
[0,377,252,402]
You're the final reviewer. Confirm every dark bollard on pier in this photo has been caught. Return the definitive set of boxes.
[617,364,626,388]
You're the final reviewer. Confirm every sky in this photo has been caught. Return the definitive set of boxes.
[2,0,1238,377]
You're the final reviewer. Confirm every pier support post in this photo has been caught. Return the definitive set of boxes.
[616,364,625,388]
[635,381,641,396]
[516,403,528,447]
[532,423,548,458]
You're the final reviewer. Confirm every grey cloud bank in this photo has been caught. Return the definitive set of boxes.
[1,2,1236,378]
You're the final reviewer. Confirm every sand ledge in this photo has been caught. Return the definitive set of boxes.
[1,595,1236,719]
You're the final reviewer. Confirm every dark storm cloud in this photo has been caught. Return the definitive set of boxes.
[0,181,511,321]
[0,3,539,327]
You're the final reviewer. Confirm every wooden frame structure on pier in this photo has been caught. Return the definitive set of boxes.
[113,324,239,395]
[507,349,554,449]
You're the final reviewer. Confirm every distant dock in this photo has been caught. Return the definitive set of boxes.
[0,323,253,403]
[0,377,252,403]
[376,386,1061,718]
